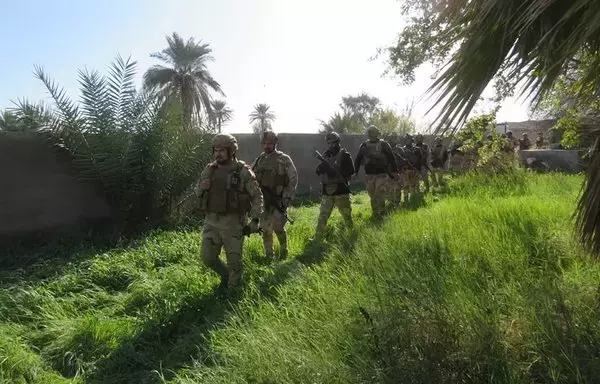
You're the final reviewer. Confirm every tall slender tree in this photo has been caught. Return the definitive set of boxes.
[249,103,275,133]
[210,99,233,133]
[143,32,224,129]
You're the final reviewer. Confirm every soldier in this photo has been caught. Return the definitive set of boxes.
[501,133,514,153]
[252,131,298,260]
[196,133,263,293]
[401,134,423,202]
[414,134,430,193]
[353,125,398,218]
[430,136,448,187]
[388,133,404,206]
[392,136,411,205]
[506,130,518,151]
[314,132,355,235]
[535,132,545,149]
[519,133,531,150]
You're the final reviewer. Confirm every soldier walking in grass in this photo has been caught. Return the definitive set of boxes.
[430,136,449,187]
[196,134,263,294]
[388,133,404,207]
[414,134,431,193]
[400,134,422,203]
[252,131,298,260]
[314,132,355,236]
[353,125,398,219]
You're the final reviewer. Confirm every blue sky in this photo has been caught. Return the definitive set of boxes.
[0,0,530,133]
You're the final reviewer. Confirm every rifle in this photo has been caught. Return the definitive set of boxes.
[393,148,431,173]
[242,223,263,237]
[261,186,295,225]
[314,150,350,183]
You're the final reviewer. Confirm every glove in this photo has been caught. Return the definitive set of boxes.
[281,198,291,208]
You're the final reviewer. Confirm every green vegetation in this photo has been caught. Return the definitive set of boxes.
[380,0,600,256]
[319,92,416,135]
[249,103,276,134]
[2,172,598,383]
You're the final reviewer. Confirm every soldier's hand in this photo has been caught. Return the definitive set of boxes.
[352,173,359,181]
[282,198,291,208]
[199,179,211,190]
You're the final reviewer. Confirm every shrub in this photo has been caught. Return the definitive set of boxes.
[27,55,212,234]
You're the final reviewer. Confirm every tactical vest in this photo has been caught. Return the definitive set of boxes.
[202,161,252,215]
[252,152,288,195]
[322,148,347,185]
[362,140,387,166]
[417,143,429,159]
[404,145,421,168]
[431,144,445,162]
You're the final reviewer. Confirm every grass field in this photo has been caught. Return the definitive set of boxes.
[1,171,599,383]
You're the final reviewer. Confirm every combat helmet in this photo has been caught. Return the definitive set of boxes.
[325,131,341,143]
[366,125,380,139]
[212,133,238,155]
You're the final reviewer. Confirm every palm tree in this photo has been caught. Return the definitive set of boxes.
[143,32,224,129]
[210,99,233,133]
[422,0,600,254]
[0,110,19,131]
[249,103,275,134]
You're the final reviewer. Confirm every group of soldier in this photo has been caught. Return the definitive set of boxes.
[194,126,447,294]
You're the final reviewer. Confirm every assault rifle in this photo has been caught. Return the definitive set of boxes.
[314,150,350,182]
[393,148,431,173]
[261,186,294,225]
[242,222,263,237]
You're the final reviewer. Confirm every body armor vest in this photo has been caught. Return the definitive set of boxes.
[363,140,387,166]
[253,152,288,196]
[404,145,421,168]
[202,161,251,215]
[322,149,347,185]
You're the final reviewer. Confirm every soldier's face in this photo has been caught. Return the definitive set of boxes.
[262,139,276,153]
[213,147,229,164]
[327,140,339,151]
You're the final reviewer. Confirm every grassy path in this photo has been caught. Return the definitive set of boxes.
[1,172,599,383]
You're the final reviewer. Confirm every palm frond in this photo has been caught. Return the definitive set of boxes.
[34,65,80,124]
[78,67,112,133]
[106,54,137,129]
[429,0,600,133]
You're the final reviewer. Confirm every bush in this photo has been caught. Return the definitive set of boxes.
[28,56,212,234]
[453,112,519,172]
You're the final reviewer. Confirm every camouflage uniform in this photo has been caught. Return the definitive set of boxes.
[315,132,355,234]
[401,135,422,197]
[430,137,448,187]
[197,134,263,291]
[535,133,544,149]
[252,131,298,259]
[415,134,430,192]
[518,133,531,150]
[388,134,404,205]
[353,125,398,217]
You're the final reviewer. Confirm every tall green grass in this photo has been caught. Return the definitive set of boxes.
[1,171,598,383]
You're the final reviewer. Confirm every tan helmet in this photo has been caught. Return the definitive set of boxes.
[261,130,278,143]
[212,133,238,153]
[326,131,340,143]
[366,125,379,138]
